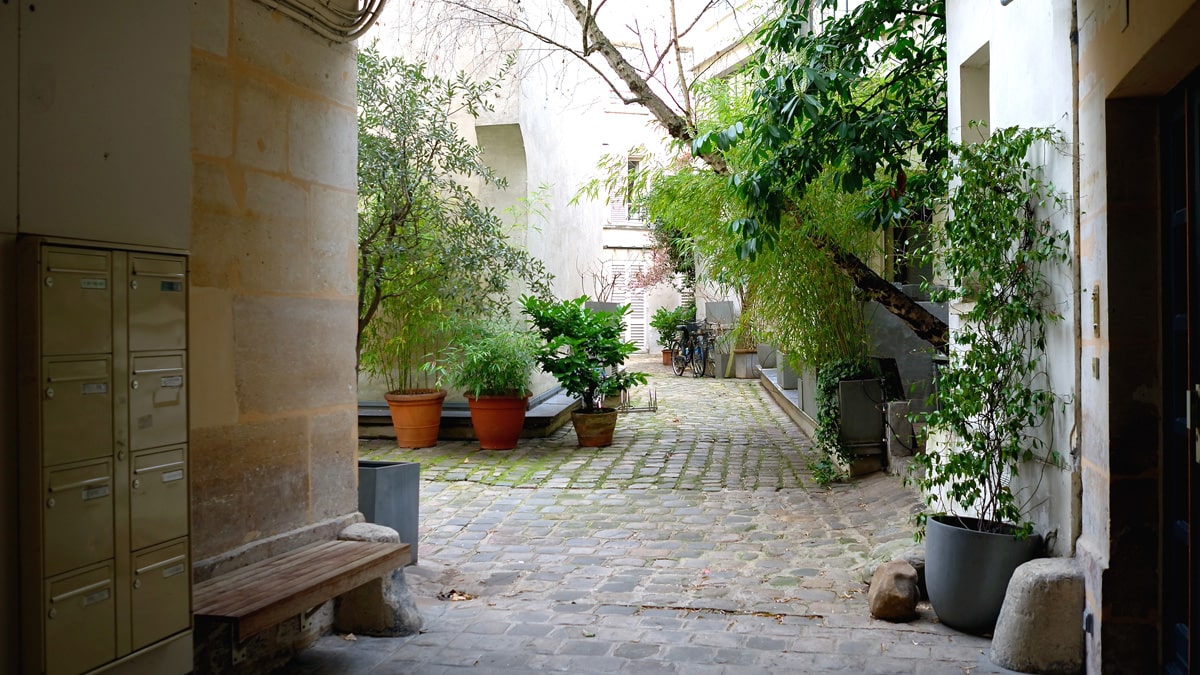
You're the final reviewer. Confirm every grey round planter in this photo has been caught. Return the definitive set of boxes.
[925,515,1041,635]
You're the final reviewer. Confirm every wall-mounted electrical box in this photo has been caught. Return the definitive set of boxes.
[18,237,192,674]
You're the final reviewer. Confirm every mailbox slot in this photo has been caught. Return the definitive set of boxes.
[44,460,114,577]
[130,446,188,550]
[41,356,113,466]
[129,255,187,351]
[41,247,112,356]
[131,539,190,651]
[45,561,116,675]
[129,352,187,451]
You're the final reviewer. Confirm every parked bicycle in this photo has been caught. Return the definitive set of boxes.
[668,321,714,377]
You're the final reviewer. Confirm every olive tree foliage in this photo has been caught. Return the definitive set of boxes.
[419,0,950,351]
[356,45,551,389]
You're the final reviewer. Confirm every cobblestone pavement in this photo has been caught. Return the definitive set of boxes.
[294,355,1017,674]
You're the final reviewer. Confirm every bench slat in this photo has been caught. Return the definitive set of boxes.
[195,542,350,616]
[194,540,411,641]
[194,541,345,607]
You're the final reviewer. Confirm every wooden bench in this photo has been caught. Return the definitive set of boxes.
[193,539,411,644]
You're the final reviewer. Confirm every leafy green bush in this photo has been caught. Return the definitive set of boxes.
[444,319,538,399]
[520,296,648,413]
[649,304,695,349]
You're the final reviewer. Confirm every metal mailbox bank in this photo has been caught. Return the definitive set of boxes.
[18,238,192,674]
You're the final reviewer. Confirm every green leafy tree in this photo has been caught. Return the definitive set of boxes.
[912,126,1069,537]
[356,45,551,390]
[429,0,949,349]
[520,295,648,413]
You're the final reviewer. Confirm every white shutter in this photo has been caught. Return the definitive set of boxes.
[607,261,648,350]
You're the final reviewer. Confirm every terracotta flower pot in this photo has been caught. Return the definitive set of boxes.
[661,349,673,365]
[571,409,619,447]
[466,394,530,450]
[384,389,446,448]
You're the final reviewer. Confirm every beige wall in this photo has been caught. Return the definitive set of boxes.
[188,0,359,562]
[18,1,191,247]
[1075,0,1200,670]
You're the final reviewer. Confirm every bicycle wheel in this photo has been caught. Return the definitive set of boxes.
[691,341,707,377]
[671,342,689,376]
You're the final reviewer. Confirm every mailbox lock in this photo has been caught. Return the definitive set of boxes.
[44,276,53,288]
[45,387,54,399]
[47,608,56,619]
[131,379,139,390]
[130,279,138,290]
[132,479,141,490]
[46,498,55,509]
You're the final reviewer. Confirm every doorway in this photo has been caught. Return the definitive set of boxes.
[1162,69,1200,674]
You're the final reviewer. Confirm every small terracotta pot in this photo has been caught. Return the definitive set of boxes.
[661,349,673,365]
[571,409,619,447]
[466,394,530,450]
[384,389,446,448]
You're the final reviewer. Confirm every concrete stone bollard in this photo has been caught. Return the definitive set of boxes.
[990,557,1084,674]
[335,523,423,637]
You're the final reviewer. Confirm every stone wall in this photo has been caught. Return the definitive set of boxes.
[188,0,359,564]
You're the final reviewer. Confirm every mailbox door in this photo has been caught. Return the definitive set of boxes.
[42,356,113,466]
[131,539,190,651]
[130,446,188,550]
[129,352,187,451]
[44,460,114,577]
[45,561,116,675]
[129,254,187,352]
[41,247,112,357]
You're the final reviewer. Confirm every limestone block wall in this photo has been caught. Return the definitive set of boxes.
[188,0,360,564]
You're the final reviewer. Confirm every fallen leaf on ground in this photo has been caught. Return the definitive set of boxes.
[436,589,476,601]
[341,633,357,641]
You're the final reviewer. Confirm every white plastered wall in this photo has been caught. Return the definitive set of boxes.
[945,0,1080,555]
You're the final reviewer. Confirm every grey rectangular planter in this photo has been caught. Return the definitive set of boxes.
[756,344,777,369]
[358,460,420,564]
[778,355,798,390]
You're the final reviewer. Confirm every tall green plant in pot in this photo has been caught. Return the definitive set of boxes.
[356,46,551,447]
[912,125,1069,635]
[444,318,538,451]
[520,295,648,447]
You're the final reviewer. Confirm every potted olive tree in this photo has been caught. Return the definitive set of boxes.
[356,46,551,448]
[520,295,647,447]
[912,126,1069,635]
[444,318,538,450]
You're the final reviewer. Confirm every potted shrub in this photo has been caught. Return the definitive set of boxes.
[358,301,450,449]
[911,126,1069,635]
[355,46,552,449]
[520,295,647,447]
[650,303,694,365]
[445,318,538,450]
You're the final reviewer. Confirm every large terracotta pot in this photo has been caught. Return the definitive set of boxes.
[466,394,530,450]
[571,409,619,447]
[384,389,446,448]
